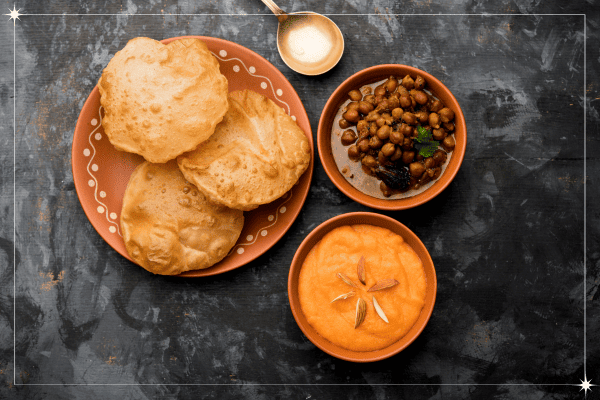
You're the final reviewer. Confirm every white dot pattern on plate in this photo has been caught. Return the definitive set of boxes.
[268,215,274,221]
[97,206,104,213]
[276,89,283,96]
[237,248,244,254]
[280,206,287,214]
[219,50,227,57]
[83,148,90,156]
[260,82,267,89]
[109,226,116,233]
[246,235,253,241]
[249,66,256,73]
[91,164,98,172]
[88,180,95,187]
[110,213,117,220]
[91,118,98,126]
[261,230,268,237]
[95,133,102,140]
[233,65,240,72]
[291,116,296,121]
[100,191,106,198]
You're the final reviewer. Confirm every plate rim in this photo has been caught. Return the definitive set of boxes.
[72,35,314,277]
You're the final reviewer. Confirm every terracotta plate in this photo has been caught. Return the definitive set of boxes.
[72,36,314,277]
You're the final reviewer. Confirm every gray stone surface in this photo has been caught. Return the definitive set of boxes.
[0,0,599,399]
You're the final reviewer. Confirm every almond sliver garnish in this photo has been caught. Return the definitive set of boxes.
[330,291,355,303]
[372,296,389,323]
[367,278,399,292]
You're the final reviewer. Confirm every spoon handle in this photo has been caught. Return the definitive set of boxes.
[260,0,288,23]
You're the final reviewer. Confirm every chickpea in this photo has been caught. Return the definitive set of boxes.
[357,138,370,153]
[443,122,455,132]
[347,102,360,111]
[378,151,387,164]
[432,128,447,141]
[382,113,393,125]
[402,75,415,90]
[401,112,417,125]
[339,119,351,129]
[414,75,426,90]
[377,125,391,140]
[380,181,392,197]
[390,146,403,161]
[411,90,429,105]
[402,150,415,164]
[399,94,412,109]
[369,123,377,135]
[385,76,398,93]
[358,101,374,115]
[376,117,386,128]
[396,85,408,96]
[409,162,426,177]
[361,86,372,95]
[388,96,400,110]
[374,95,385,105]
[416,154,424,161]
[343,109,360,124]
[439,107,455,123]
[365,111,380,122]
[415,110,429,123]
[364,94,377,105]
[356,120,369,132]
[424,157,435,169]
[381,142,396,157]
[375,99,390,112]
[402,137,413,150]
[442,135,456,151]
[348,144,360,159]
[389,130,404,144]
[362,155,378,168]
[391,107,404,120]
[374,85,386,97]
[341,129,358,145]
[430,100,443,113]
[400,124,413,137]
[433,149,447,164]
[369,136,384,149]
[429,112,441,129]
[348,90,362,101]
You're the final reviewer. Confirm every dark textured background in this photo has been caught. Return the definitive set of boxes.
[1,0,599,399]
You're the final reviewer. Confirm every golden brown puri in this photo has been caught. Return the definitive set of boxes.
[98,37,228,163]
[120,160,244,275]
[177,89,311,211]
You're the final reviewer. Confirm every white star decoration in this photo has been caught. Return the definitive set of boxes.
[578,376,595,396]
[5,4,22,26]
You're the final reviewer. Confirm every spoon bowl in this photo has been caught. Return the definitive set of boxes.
[261,1,344,75]
[277,12,344,75]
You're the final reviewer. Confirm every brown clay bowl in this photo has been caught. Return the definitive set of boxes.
[288,212,437,362]
[317,64,466,210]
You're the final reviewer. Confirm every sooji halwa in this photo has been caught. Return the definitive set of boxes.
[334,74,456,198]
[298,224,427,352]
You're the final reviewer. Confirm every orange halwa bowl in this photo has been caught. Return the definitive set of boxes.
[288,212,437,362]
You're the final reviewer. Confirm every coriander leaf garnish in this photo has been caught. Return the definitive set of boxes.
[414,126,439,157]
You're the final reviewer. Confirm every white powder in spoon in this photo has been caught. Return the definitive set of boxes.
[286,24,333,64]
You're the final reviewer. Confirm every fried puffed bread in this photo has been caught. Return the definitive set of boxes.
[98,37,228,163]
[177,90,311,211]
[120,161,244,275]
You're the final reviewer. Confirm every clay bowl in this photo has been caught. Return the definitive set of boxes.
[288,212,437,362]
[317,64,466,210]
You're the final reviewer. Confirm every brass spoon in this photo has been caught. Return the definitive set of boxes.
[260,0,344,75]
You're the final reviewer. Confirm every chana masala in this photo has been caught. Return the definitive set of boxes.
[331,74,456,199]
[298,224,427,352]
